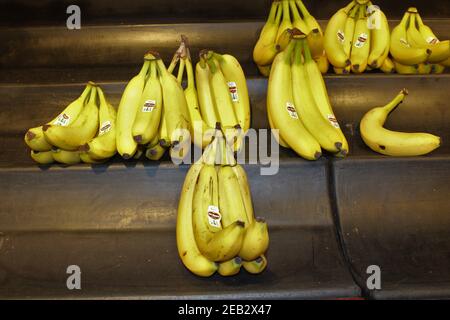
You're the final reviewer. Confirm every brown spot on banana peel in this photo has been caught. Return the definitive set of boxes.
[236,221,245,228]
[42,124,51,131]
[78,144,90,152]
[122,153,131,159]
[26,130,36,141]
[379,145,386,150]
[345,59,351,66]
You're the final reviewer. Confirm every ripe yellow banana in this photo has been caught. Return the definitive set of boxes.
[80,152,106,164]
[116,59,150,158]
[296,0,324,58]
[196,58,220,129]
[176,162,218,277]
[30,150,54,165]
[343,4,359,59]
[393,60,418,74]
[231,164,255,224]
[276,0,293,44]
[43,86,99,151]
[52,148,81,165]
[257,64,271,77]
[367,7,390,68]
[239,218,269,261]
[25,83,92,152]
[351,6,371,73]
[145,139,167,161]
[380,56,395,73]
[406,11,450,63]
[218,257,242,276]
[132,60,162,145]
[314,53,329,74]
[289,0,309,34]
[360,89,440,156]
[390,12,430,65]
[333,65,352,74]
[243,255,268,274]
[417,62,432,74]
[158,106,170,147]
[303,39,349,155]
[268,110,290,148]
[431,64,446,74]
[253,1,282,66]
[80,86,117,160]
[292,40,343,153]
[324,2,355,68]
[212,52,251,133]
[267,38,322,160]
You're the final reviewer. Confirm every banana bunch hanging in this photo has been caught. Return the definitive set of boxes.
[177,136,269,277]
[267,29,348,160]
[24,82,117,165]
[324,0,391,74]
[253,0,328,76]
[389,7,449,74]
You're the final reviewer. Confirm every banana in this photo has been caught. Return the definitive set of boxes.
[158,106,171,147]
[367,6,390,68]
[239,218,269,261]
[324,2,355,68]
[176,56,185,84]
[267,38,322,160]
[268,110,290,148]
[43,86,99,151]
[231,164,255,224]
[276,0,293,44]
[145,140,167,161]
[257,64,271,77]
[441,57,450,67]
[314,53,329,74]
[116,59,150,158]
[351,5,371,73]
[25,83,92,152]
[30,150,54,165]
[333,65,352,74]
[196,58,220,129]
[390,12,430,65]
[79,86,117,160]
[360,89,440,156]
[393,60,418,74]
[80,152,106,164]
[132,59,162,145]
[276,27,293,53]
[218,257,242,276]
[176,163,218,277]
[253,1,282,66]
[212,52,251,133]
[343,4,359,59]
[289,0,309,34]
[296,0,324,58]
[380,56,395,73]
[292,40,343,153]
[243,255,268,274]
[431,64,446,74]
[406,11,450,63]
[417,62,432,74]
[303,38,349,155]
[52,148,81,165]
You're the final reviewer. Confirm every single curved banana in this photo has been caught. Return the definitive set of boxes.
[239,218,269,261]
[296,0,324,58]
[212,52,251,133]
[80,86,117,160]
[324,2,355,68]
[218,257,242,276]
[25,83,92,151]
[196,58,220,129]
[132,59,162,145]
[406,11,450,63]
[368,7,390,68]
[276,28,294,53]
[44,86,99,151]
[253,1,282,66]
[116,59,150,158]
[390,12,430,65]
[417,62,432,74]
[52,148,81,165]
[303,38,349,155]
[380,56,395,73]
[267,38,322,160]
[243,255,268,274]
[289,0,309,34]
[276,0,293,44]
[80,152,106,164]
[351,6,371,73]
[360,89,440,156]
[257,64,271,77]
[176,162,218,277]
[158,107,170,147]
[145,139,167,161]
[333,65,352,74]
[343,4,359,59]
[218,165,249,228]
[231,164,255,224]
[292,40,343,153]
[30,150,54,165]
[393,60,418,74]
[314,53,329,74]
[268,110,290,148]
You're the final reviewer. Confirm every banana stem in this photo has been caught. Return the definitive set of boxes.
[97,86,107,106]
[281,0,291,24]
[400,11,410,28]
[185,55,196,90]
[384,89,408,113]
[167,54,179,74]
[177,58,185,84]
[344,1,357,14]
[296,0,311,19]
[88,86,97,105]
[283,36,297,63]
[79,83,93,103]
[267,1,279,25]
[349,4,359,18]
[302,38,313,62]
[274,1,283,26]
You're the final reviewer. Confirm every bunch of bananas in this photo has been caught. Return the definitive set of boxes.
[324,0,390,74]
[253,0,328,77]
[267,29,348,160]
[177,137,269,277]
[389,8,449,75]
[24,82,117,165]
[360,89,441,156]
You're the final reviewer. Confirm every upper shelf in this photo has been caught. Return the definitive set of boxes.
[1,0,449,27]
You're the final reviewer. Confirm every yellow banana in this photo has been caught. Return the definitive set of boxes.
[176,162,218,277]
[289,0,309,34]
[253,1,282,66]
[431,64,446,74]
[231,164,255,224]
[52,148,81,165]
[393,60,418,74]
[351,6,371,73]
[30,150,54,165]
[276,0,293,44]
[333,65,352,74]
[417,62,432,74]
[268,110,290,148]
[390,12,430,65]
[158,106,170,147]
[145,139,167,161]
[43,86,99,151]
[243,255,268,274]
[218,257,242,276]
[343,4,359,59]
[239,218,269,261]
[380,56,395,73]
[314,52,329,74]
[368,7,390,68]
[267,38,322,160]
[116,59,150,158]
[80,152,106,164]
[196,58,220,129]
[257,64,271,77]
[25,83,92,152]
[360,89,440,156]
[132,59,162,145]
[296,0,324,58]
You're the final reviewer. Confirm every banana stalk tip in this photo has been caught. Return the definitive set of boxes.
[236,221,245,228]
[314,151,322,160]
[87,81,97,87]
[42,124,51,131]
[235,257,243,264]
[145,50,160,60]
[78,144,90,152]
[122,153,132,160]
[255,217,266,223]
[25,130,36,140]
[134,135,143,143]
[401,88,409,96]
